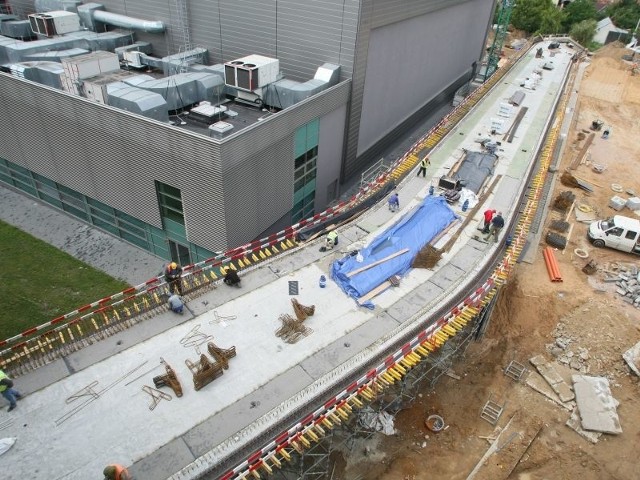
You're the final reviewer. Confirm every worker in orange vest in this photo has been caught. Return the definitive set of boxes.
[103,464,131,480]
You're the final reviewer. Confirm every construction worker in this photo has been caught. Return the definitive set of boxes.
[417,156,430,177]
[103,464,131,480]
[223,267,241,287]
[325,230,339,250]
[388,192,400,212]
[164,261,184,295]
[0,369,22,412]
[486,212,505,242]
[482,209,496,234]
[167,293,184,314]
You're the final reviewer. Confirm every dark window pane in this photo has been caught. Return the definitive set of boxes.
[295,155,306,169]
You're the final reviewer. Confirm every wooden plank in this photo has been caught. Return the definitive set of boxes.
[346,249,410,278]
[357,280,392,305]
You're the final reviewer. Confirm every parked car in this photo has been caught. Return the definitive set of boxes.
[548,42,560,50]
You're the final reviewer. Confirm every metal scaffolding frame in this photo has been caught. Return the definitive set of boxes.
[267,313,486,480]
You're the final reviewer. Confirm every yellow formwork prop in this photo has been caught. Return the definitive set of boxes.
[124,306,131,317]
[442,325,457,336]
[237,259,245,268]
[306,429,319,443]
[279,449,291,462]
[329,412,341,424]
[322,417,333,429]
[270,455,281,469]
[393,363,407,374]
[67,327,74,341]
[265,249,272,257]
[260,251,267,260]
[314,424,325,436]
[350,396,363,408]
[336,407,350,420]
[415,345,430,356]
[289,441,302,454]
[251,470,261,479]
[271,245,279,254]
[76,324,83,336]
[229,263,237,271]
[286,238,295,248]
[91,317,99,331]
[388,368,402,381]
[400,358,414,369]
[299,434,311,448]
[209,270,218,280]
[253,253,260,262]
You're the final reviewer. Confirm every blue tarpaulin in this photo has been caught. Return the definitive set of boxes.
[331,196,458,308]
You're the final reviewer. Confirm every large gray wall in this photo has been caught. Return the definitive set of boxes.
[343,0,494,178]
[356,0,494,155]
[0,73,350,249]
[7,0,360,82]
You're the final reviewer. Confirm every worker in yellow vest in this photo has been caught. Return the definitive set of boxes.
[0,369,22,412]
[417,156,430,177]
[325,230,339,250]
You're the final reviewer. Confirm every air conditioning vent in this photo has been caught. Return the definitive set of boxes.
[224,54,279,92]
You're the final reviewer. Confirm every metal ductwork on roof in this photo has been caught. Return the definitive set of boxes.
[107,83,169,123]
[92,10,165,33]
[7,61,64,88]
[262,63,340,109]
[77,3,164,33]
[0,19,34,39]
[121,72,224,111]
[0,30,134,64]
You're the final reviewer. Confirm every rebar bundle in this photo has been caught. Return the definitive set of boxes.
[291,298,315,321]
[275,313,313,344]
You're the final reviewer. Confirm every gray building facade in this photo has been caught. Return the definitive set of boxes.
[0,0,494,263]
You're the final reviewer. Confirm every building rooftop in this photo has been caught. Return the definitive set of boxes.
[0,41,574,480]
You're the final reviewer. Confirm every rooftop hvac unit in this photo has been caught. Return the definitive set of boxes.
[224,54,279,92]
[28,11,80,36]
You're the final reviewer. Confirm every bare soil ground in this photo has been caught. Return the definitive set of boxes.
[338,43,640,480]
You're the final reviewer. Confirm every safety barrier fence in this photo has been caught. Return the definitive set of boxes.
[198,44,573,480]
[0,41,532,376]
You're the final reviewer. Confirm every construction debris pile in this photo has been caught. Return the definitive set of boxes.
[601,262,640,308]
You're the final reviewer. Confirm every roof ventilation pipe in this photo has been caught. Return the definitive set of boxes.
[262,63,340,109]
[91,10,165,33]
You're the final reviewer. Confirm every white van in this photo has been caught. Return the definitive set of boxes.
[588,215,640,255]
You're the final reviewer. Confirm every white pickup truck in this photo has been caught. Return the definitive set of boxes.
[588,215,640,255]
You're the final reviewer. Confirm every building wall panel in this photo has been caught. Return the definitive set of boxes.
[343,0,493,179]
[0,73,349,250]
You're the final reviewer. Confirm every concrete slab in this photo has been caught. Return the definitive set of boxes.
[565,408,601,444]
[529,355,575,402]
[622,340,640,377]
[572,375,622,434]
[130,438,196,480]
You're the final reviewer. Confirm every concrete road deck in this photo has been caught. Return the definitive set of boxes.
[0,42,574,480]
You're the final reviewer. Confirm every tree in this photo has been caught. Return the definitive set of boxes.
[570,19,598,46]
[511,0,563,34]
[562,0,597,32]
[605,0,640,31]
[540,7,565,34]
